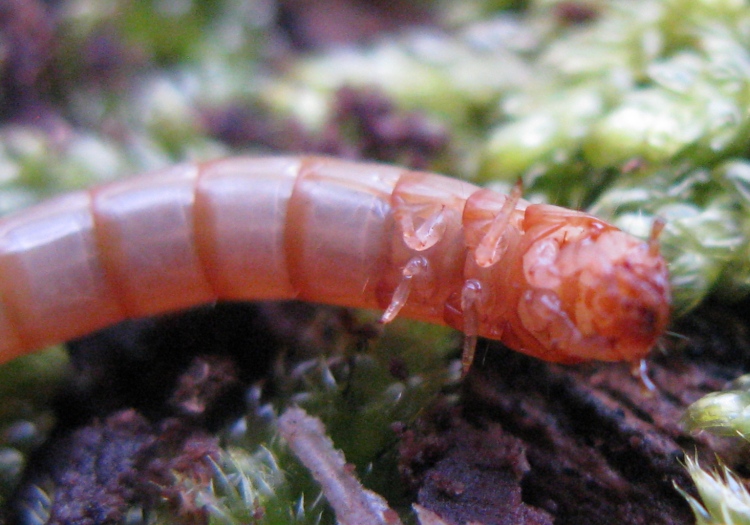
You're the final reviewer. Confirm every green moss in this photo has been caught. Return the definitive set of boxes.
[677,457,750,525]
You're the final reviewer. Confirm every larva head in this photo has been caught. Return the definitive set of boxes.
[516,206,671,363]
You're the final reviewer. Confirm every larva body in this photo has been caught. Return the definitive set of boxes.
[0,156,670,365]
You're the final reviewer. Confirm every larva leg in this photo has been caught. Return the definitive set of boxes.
[631,359,657,393]
[473,180,523,268]
[459,279,483,375]
[379,256,429,323]
[379,171,473,325]
[393,200,449,251]
[455,188,529,370]
[458,181,522,371]
[648,217,666,255]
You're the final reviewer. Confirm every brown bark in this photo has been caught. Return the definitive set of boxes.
[399,301,750,525]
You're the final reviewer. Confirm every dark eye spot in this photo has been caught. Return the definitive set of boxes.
[636,306,657,336]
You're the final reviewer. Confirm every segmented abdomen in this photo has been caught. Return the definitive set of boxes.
[0,156,671,365]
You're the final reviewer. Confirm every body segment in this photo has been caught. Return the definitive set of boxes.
[0,156,670,365]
